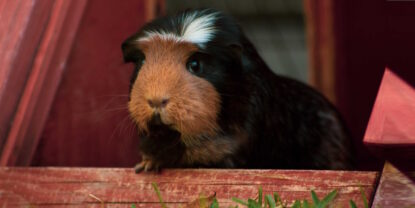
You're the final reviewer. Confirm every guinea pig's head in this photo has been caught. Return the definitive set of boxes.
[122,9,245,140]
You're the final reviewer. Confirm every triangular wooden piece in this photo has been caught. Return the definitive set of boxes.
[364,67,415,159]
[372,162,415,207]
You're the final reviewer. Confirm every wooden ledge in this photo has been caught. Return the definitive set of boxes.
[0,168,378,207]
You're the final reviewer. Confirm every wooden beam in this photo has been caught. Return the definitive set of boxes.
[304,0,337,103]
[0,168,378,207]
[0,0,87,166]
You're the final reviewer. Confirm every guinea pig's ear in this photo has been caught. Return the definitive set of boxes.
[121,39,142,63]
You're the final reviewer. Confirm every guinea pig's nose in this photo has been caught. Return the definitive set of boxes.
[147,97,169,108]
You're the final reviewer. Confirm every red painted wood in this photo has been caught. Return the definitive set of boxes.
[0,0,53,154]
[0,168,378,207]
[32,0,154,166]
[364,69,415,161]
[0,0,87,166]
[372,162,415,207]
[328,0,415,170]
[304,0,336,103]
[365,68,415,145]
[363,68,415,160]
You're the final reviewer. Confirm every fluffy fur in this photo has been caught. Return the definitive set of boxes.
[122,9,354,172]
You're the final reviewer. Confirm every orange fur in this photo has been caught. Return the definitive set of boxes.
[128,37,221,140]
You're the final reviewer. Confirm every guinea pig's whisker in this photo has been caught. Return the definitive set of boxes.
[109,115,129,141]
[82,96,129,117]
[100,106,128,112]
[109,114,136,145]
[98,94,130,98]
[125,115,137,138]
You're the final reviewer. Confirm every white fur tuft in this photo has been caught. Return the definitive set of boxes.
[138,11,219,47]
[181,12,217,46]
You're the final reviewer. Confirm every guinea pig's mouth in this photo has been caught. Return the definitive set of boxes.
[147,113,176,131]
[148,113,163,126]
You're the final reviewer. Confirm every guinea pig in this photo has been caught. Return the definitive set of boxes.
[121,9,354,172]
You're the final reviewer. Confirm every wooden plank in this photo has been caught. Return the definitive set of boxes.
[364,68,415,159]
[0,168,378,207]
[372,162,415,207]
[0,0,87,166]
[0,0,53,153]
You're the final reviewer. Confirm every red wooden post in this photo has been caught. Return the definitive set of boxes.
[304,0,337,104]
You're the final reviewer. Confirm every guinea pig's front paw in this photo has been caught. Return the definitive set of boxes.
[134,158,160,173]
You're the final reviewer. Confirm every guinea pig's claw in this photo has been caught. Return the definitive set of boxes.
[134,163,144,173]
[134,159,159,173]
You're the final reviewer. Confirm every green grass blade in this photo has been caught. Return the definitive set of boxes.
[232,197,249,206]
[248,198,259,208]
[258,187,263,205]
[292,200,301,208]
[210,198,219,208]
[320,190,337,207]
[360,187,369,208]
[349,200,357,208]
[311,190,320,205]
[265,195,276,208]
[131,204,136,208]
[152,182,168,208]
[303,200,310,208]
[273,193,282,206]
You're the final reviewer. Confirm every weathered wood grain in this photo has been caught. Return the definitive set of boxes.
[372,162,415,207]
[0,0,53,154]
[0,0,87,166]
[0,168,378,207]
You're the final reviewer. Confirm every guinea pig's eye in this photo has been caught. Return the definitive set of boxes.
[186,59,202,74]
